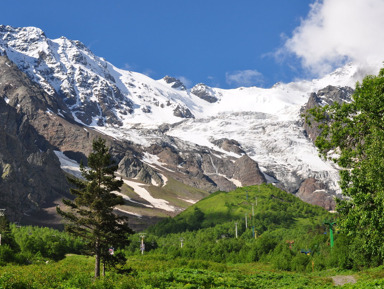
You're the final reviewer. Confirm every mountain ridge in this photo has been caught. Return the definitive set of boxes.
[0,25,366,227]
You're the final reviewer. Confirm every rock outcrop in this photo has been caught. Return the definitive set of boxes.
[163,76,186,91]
[211,138,245,155]
[296,178,336,210]
[190,83,219,103]
[302,85,354,141]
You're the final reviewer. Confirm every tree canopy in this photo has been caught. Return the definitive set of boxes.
[306,67,384,266]
[57,137,133,277]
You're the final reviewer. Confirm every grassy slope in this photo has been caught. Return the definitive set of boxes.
[171,184,331,232]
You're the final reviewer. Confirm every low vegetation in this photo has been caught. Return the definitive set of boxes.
[0,185,381,288]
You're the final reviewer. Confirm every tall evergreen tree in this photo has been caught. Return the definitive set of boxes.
[0,212,18,251]
[57,137,133,278]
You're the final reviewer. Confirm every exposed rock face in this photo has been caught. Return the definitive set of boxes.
[191,83,219,103]
[0,54,70,119]
[233,155,266,186]
[211,138,245,155]
[298,86,354,210]
[143,139,266,192]
[296,178,336,210]
[0,97,69,222]
[0,53,139,225]
[118,155,164,186]
[173,105,194,119]
[0,54,94,157]
[302,85,354,141]
[163,76,186,90]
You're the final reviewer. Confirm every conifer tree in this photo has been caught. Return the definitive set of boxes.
[0,212,18,250]
[57,137,132,278]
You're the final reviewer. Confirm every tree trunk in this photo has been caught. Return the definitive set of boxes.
[95,241,101,278]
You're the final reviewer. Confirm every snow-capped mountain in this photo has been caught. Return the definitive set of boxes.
[0,25,207,126]
[0,25,368,222]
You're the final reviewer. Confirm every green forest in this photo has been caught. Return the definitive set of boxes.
[1,184,384,288]
[2,69,384,288]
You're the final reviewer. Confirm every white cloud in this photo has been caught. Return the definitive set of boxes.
[142,68,155,77]
[123,63,133,70]
[225,69,264,87]
[282,0,384,76]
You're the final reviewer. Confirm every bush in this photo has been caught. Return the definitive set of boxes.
[0,245,15,264]
[271,243,295,271]
[291,253,310,272]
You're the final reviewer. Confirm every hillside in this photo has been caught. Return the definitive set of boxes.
[137,184,338,271]
[149,184,331,237]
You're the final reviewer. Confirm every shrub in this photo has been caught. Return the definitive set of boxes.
[0,245,14,264]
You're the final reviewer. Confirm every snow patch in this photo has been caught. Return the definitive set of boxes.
[113,191,153,208]
[114,208,142,218]
[141,152,176,172]
[178,198,198,204]
[229,178,242,187]
[313,189,327,193]
[53,150,83,179]
[122,179,176,212]
[160,173,168,186]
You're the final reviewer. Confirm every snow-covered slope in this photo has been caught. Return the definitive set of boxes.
[0,25,207,126]
[0,25,367,204]
[164,66,363,194]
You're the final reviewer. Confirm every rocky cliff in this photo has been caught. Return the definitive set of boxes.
[302,85,354,141]
[0,96,68,224]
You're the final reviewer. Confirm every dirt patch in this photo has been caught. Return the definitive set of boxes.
[332,275,356,286]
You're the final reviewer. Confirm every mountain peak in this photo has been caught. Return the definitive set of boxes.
[0,25,46,42]
[162,76,186,91]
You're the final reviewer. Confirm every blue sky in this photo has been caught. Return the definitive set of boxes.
[1,0,383,88]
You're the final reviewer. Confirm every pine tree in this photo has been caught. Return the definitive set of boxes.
[57,137,133,278]
[0,212,18,250]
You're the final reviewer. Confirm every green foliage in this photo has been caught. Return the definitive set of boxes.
[271,243,295,271]
[149,207,206,235]
[0,245,14,265]
[0,254,336,288]
[130,185,343,272]
[0,215,18,252]
[11,224,84,262]
[148,184,329,237]
[306,67,384,267]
